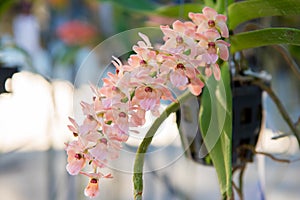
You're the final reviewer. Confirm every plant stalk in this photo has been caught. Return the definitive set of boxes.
[133,91,192,200]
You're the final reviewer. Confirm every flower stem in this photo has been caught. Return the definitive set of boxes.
[133,91,192,200]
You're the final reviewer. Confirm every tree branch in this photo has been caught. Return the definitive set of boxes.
[272,45,300,80]
[239,144,290,163]
[251,79,300,147]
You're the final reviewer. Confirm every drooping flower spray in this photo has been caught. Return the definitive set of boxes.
[65,7,229,198]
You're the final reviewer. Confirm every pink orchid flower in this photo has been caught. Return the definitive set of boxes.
[132,85,160,111]
[102,123,129,142]
[129,106,146,127]
[163,55,204,96]
[104,102,130,133]
[80,171,112,198]
[160,20,199,57]
[132,84,174,115]
[89,136,122,163]
[65,141,86,175]
[189,6,229,38]
[67,116,100,145]
[198,30,230,64]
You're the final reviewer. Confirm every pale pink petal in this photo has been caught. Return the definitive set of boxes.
[188,12,206,24]
[111,56,122,69]
[172,20,186,33]
[66,160,85,175]
[138,32,152,47]
[130,109,146,126]
[203,7,218,19]
[90,143,108,161]
[128,55,140,67]
[188,78,204,96]
[103,173,113,178]
[140,98,157,111]
[202,53,218,64]
[170,71,189,87]
[216,41,230,61]
[67,125,77,134]
[185,67,196,78]
[85,131,102,142]
[212,64,221,80]
[204,29,220,41]
[216,20,229,38]
[151,105,161,117]
[160,25,177,38]
[205,66,212,77]
[184,21,197,30]
[158,85,175,101]
[68,117,79,129]
[215,14,227,22]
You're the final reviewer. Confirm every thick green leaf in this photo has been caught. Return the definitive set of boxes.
[230,28,300,53]
[155,3,204,19]
[98,0,158,12]
[199,63,232,199]
[228,0,300,29]
[215,0,226,14]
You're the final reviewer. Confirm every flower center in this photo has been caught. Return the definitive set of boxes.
[176,36,183,44]
[208,42,216,48]
[75,153,82,160]
[100,138,108,144]
[90,178,98,184]
[208,20,215,28]
[207,42,217,54]
[140,60,147,66]
[144,86,153,93]
[112,86,118,91]
[176,63,185,70]
[118,112,127,118]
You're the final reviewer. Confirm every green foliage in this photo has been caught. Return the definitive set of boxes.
[0,0,17,16]
[199,63,232,199]
[155,3,204,19]
[98,0,158,12]
[230,28,300,53]
[228,0,300,29]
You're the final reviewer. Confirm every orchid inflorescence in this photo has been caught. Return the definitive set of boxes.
[65,7,229,198]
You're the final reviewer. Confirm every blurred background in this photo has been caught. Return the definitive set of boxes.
[0,0,300,200]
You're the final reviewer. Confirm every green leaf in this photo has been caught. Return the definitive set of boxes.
[98,0,158,12]
[155,3,204,19]
[199,62,232,199]
[228,0,300,29]
[230,28,300,53]
[0,0,17,16]
[215,0,226,14]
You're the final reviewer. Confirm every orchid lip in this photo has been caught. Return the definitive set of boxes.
[90,178,98,183]
[144,86,153,92]
[75,153,82,160]
[176,63,185,70]
[208,20,215,27]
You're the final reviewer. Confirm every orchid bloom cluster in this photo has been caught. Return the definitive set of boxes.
[65,7,229,198]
